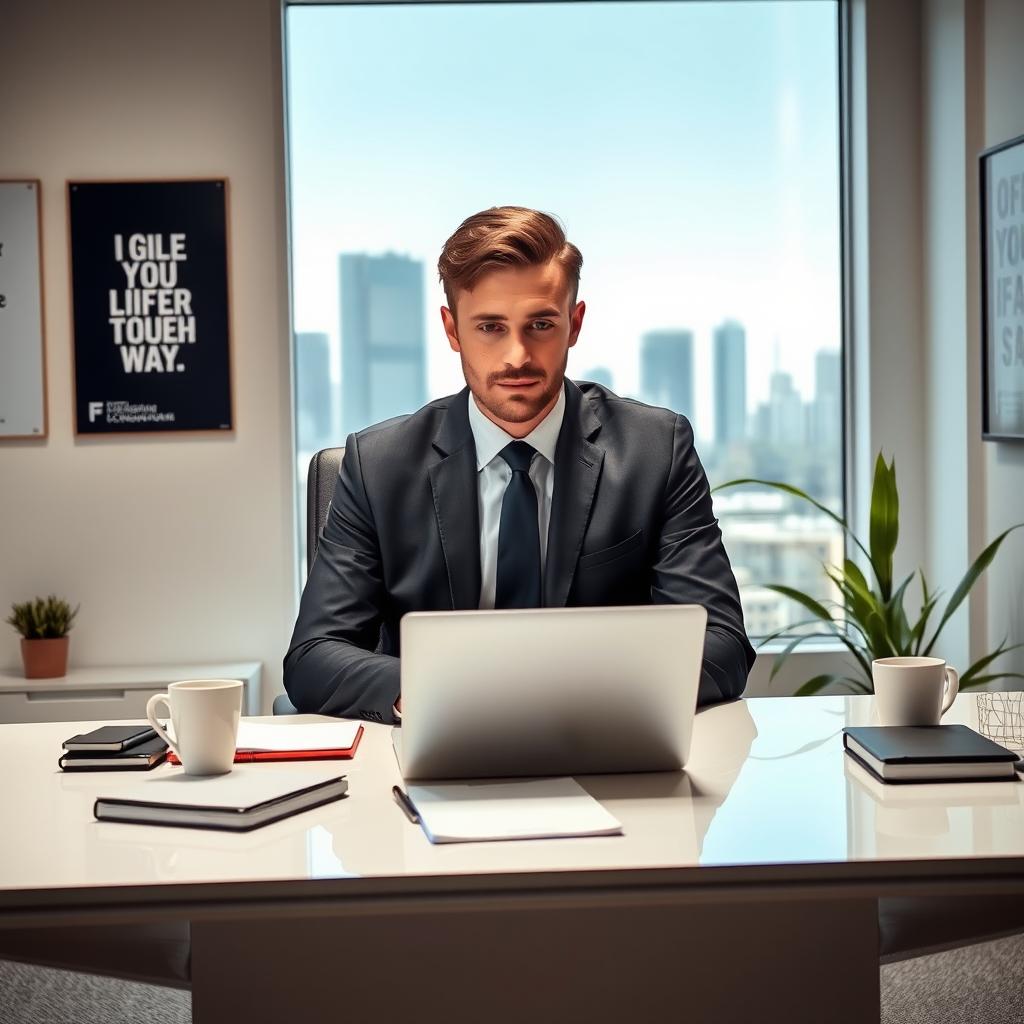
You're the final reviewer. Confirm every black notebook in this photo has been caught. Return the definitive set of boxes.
[94,767,349,831]
[59,735,169,772]
[843,725,1020,783]
[63,725,157,752]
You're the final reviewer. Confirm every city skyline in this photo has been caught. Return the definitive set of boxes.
[286,1,841,445]
[299,247,841,454]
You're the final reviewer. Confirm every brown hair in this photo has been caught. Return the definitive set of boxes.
[437,206,583,310]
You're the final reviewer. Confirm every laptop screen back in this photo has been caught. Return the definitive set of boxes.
[398,604,707,780]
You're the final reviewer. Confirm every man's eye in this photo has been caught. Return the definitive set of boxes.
[531,320,554,331]
[479,323,503,334]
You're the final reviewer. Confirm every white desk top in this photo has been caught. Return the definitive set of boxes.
[2,693,1023,905]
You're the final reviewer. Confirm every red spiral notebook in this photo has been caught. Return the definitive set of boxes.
[168,722,364,765]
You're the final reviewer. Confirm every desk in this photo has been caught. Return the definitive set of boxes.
[2,693,1023,1023]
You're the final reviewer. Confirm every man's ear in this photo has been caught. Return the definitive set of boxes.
[441,306,461,352]
[568,300,586,349]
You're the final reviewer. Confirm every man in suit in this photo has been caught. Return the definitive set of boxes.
[285,206,755,721]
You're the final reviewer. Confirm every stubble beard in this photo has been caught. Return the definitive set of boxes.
[462,354,567,426]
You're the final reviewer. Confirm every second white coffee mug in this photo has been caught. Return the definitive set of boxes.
[872,656,959,727]
[146,678,242,775]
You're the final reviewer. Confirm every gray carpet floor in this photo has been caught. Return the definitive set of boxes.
[2,934,1024,1023]
[0,960,191,1024]
[880,932,1024,1024]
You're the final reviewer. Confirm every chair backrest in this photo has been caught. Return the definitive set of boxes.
[306,447,345,574]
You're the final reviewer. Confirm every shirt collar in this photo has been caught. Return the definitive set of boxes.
[467,384,566,471]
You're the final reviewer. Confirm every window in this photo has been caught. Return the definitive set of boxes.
[285,0,843,634]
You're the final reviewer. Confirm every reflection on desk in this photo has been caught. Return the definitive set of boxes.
[3,694,1024,894]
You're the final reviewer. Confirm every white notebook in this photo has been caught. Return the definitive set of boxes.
[404,776,623,844]
[235,720,361,752]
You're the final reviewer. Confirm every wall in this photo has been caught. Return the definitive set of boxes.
[982,0,1024,679]
[856,0,927,598]
[0,0,295,712]
[920,0,985,673]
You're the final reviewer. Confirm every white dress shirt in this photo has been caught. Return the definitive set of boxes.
[467,387,565,609]
[396,388,566,716]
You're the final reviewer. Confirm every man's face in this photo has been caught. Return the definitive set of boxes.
[441,260,585,437]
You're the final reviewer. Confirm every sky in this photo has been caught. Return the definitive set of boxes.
[285,0,841,443]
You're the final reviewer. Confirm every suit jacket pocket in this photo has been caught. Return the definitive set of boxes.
[577,529,645,570]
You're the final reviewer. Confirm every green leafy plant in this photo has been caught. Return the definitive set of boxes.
[716,454,1024,695]
[6,596,79,640]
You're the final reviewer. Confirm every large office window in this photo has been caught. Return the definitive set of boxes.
[285,0,843,635]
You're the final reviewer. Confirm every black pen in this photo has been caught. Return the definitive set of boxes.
[392,785,420,824]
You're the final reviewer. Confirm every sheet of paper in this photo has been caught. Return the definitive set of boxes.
[235,720,360,752]
[406,776,623,844]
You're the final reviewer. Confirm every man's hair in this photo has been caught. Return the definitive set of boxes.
[437,206,583,311]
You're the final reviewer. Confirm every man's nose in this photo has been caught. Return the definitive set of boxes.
[502,331,531,367]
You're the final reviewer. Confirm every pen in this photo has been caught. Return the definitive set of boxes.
[392,785,420,824]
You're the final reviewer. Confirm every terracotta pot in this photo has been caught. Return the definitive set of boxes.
[21,637,70,679]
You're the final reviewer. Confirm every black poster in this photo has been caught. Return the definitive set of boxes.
[69,180,232,434]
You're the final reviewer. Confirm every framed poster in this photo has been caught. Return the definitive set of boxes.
[981,134,1024,441]
[0,180,47,439]
[68,179,232,434]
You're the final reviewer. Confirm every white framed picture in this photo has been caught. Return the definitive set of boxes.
[0,180,47,439]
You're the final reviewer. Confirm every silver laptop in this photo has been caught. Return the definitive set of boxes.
[395,604,708,780]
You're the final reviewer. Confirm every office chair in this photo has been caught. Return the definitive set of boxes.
[303,446,346,577]
[273,448,345,715]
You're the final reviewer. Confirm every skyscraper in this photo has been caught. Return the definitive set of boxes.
[578,366,614,390]
[294,331,333,454]
[640,330,694,417]
[713,320,747,445]
[811,349,842,451]
[766,370,805,446]
[339,253,426,436]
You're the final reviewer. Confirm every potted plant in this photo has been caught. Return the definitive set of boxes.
[6,596,79,679]
[717,454,1024,695]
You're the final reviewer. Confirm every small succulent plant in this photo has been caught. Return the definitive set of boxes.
[7,596,79,639]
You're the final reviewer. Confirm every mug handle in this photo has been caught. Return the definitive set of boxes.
[146,693,181,762]
[941,666,960,715]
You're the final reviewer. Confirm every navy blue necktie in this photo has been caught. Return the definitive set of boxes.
[495,441,542,608]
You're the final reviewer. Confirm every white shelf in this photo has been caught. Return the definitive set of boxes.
[0,662,262,723]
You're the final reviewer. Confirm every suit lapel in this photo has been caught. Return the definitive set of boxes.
[544,381,604,608]
[428,389,482,609]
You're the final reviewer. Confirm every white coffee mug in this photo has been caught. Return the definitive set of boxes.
[146,678,242,775]
[872,657,959,727]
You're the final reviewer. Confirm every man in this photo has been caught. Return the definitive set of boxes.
[285,206,755,721]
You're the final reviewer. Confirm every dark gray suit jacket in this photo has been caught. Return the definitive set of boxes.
[284,380,755,723]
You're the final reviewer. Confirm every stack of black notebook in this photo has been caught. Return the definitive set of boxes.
[59,725,168,772]
[843,725,1021,783]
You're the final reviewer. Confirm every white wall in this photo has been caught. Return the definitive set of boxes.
[856,0,927,596]
[920,0,985,673]
[0,0,295,712]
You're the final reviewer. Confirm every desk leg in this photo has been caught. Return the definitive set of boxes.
[191,893,879,1024]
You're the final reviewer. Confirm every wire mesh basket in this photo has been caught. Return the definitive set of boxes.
[976,692,1024,755]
